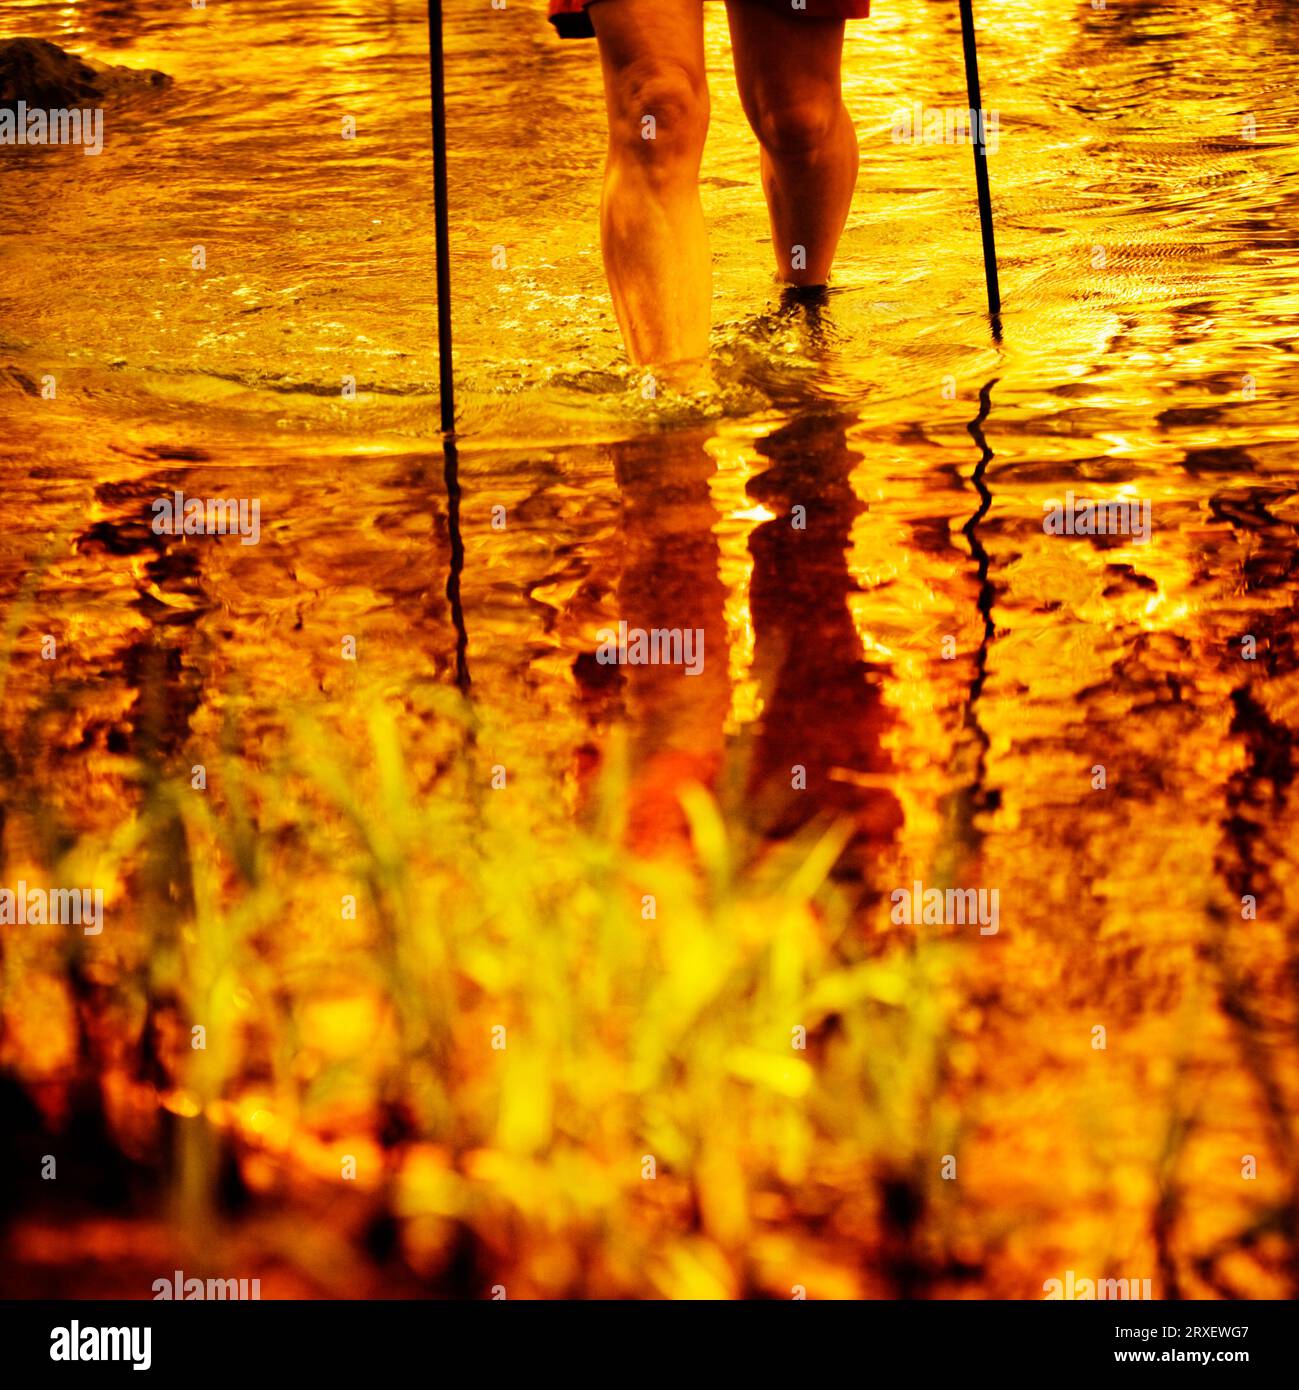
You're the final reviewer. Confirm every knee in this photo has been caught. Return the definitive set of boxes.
[607,61,709,182]
[751,92,841,160]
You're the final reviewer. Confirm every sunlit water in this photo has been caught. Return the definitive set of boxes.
[2,0,1299,1296]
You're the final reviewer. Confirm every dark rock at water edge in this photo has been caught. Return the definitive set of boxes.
[0,36,170,111]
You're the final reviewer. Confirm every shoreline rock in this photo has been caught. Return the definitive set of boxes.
[0,36,170,111]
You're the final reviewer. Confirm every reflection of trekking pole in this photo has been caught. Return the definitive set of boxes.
[958,0,1001,322]
[427,0,455,434]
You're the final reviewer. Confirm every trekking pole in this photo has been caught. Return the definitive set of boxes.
[958,0,1001,322]
[426,1,470,690]
[427,0,456,434]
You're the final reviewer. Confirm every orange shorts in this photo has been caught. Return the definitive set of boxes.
[548,0,871,39]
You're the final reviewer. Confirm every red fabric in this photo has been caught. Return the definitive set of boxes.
[549,0,871,39]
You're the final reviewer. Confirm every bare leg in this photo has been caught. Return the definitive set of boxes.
[591,0,711,370]
[726,3,858,286]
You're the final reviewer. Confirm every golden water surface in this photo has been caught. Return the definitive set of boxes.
[1,0,1298,1298]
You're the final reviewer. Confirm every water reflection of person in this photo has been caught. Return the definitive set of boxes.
[578,413,899,882]
[744,412,901,882]
[583,428,731,853]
